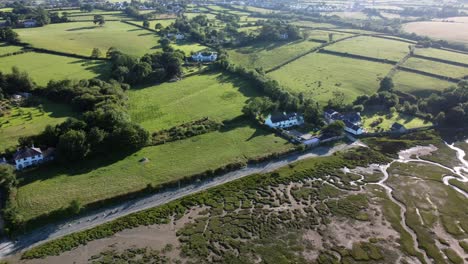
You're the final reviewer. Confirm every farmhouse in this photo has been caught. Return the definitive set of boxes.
[22,19,37,27]
[13,146,43,170]
[13,146,55,170]
[265,112,304,129]
[324,109,363,135]
[167,33,185,40]
[192,52,218,62]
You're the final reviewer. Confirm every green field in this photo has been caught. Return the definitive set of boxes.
[393,71,454,97]
[305,30,353,41]
[232,5,277,14]
[0,52,108,85]
[327,36,410,61]
[0,44,23,56]
[402,57,468,78]
[129,19,175,29]
[15,21,161,57]
[129,72,257,131]
[184,13,217,20]
[67,13,129,21]
[362,111,431,132]
[290,20,338,28]
[414,48,468,65]
[16,122,292,221]
[0,101,74,152]
[228,39,322,70]
[268,53,393,104]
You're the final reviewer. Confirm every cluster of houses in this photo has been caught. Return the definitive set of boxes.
[265,109,365,136]
[1,146,55,170]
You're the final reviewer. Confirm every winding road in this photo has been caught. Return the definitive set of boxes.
[0,141,364,258]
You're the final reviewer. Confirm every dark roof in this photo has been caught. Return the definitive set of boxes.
[324,109,336,115]
[344,120,361,131]
[391,122,406,130]
[270,112,298,123]
[343,112,361,123]
[13,147,42,160]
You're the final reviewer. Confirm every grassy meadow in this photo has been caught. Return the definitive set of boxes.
[326,36,411,61]
[403,58,468,79]
[268,53,392,104]
[16,122,292,221]
[361,111,432,133]
[0,44,23,56]
[128,72,257,131]
[228,39,321,70]
[0,101,75,152]
[414,48,468,64]
[15,21,161,57]
[393,71,454,97]
[0,52,109,85]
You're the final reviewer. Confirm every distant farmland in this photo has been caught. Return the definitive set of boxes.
[403,21,468,47]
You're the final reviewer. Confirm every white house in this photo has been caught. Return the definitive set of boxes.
[324,109,363,135]
[279,33,289,40]
[13,146,43,170]
[343,120,363,135]
[265,112,304,129]
[167,33,185,40]
[23,19,37,28]
[192,52,218,62]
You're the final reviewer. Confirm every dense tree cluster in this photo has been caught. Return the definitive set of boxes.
[418,81,468,126]
[257,20,302,41]
[107,48,184,84]
[0,67,35,99]
[24,79,148,162]
[0,28,20,43]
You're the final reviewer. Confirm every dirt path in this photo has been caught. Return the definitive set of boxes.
[0,142,363,259]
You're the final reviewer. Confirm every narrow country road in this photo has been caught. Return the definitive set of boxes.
[0,141,363,258]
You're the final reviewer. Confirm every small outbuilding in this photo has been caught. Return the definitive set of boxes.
[391,122,407,133]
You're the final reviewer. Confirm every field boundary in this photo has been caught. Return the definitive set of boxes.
[121,20,159,33]
[265,34,361,73]
[387,50,413,78]
[371,35,417,44]
[318,49,398,65]
[397,65,460,83]
[412,54,468,68]
[10,42,109,61]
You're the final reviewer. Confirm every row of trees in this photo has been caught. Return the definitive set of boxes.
[107,48,184,84]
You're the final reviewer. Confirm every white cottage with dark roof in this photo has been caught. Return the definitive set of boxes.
[13,146,43,170]
[265,112,304,129]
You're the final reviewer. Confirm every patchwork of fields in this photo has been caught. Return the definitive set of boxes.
[1,5,468,241]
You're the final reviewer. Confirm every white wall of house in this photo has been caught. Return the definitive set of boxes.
[344,126,363,135]
[15,154,43,170]
[265,115,303,129]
